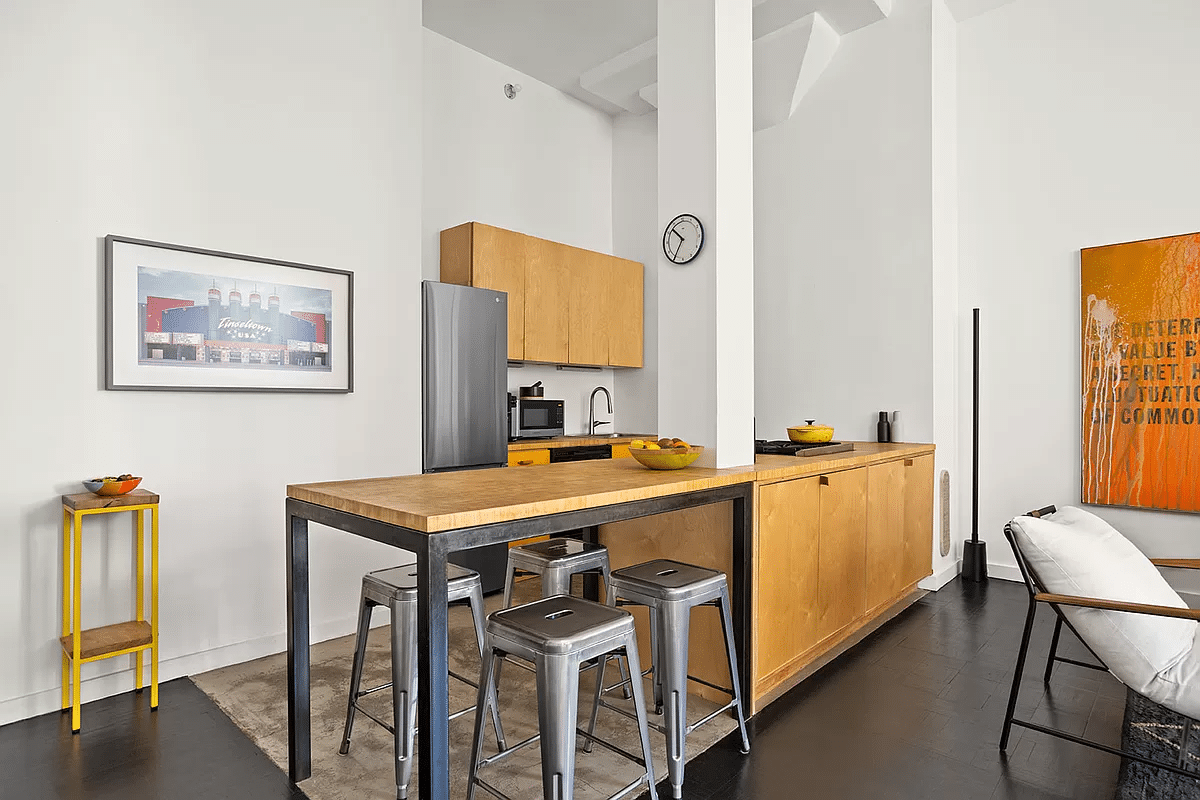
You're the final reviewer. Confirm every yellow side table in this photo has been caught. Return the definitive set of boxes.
[60,488,159,732]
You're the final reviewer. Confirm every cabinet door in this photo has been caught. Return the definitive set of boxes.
[755,476,820,685]
[611,444,632,459]
[606,257,643,367]
[816,469,867,641]
[524,238,570,363]
[901,455,935,588]
[472,224,527,361]
[507,448,550,467]
[865,460,906,612]
[567,248,609,366]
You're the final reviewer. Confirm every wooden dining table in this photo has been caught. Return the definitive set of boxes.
[285,457,758,800]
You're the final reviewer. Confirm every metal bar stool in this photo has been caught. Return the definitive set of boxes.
[339,564,506,800]
[586,559,751,799]
[466,595,660,800]
[498,538,629,692]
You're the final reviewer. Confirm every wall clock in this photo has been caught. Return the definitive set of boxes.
[663,214,704,264]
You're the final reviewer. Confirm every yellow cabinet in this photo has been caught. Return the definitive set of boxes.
[507,448,550,467]
[815,469,867,641]
[611,444,632,459]
[901,454,935,588]
[441,222,643,367]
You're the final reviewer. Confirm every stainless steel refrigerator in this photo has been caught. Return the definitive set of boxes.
[422,280,508,590]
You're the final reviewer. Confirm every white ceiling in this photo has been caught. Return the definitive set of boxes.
[422,0,892,118]
[422,1,658,111]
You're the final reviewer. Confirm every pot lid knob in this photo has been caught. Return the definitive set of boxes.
[805,419,816,426]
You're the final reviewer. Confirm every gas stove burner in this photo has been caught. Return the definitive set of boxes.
[754,439,855,457]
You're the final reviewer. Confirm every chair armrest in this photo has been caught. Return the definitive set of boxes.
[1035,592,1200,621]
[1151,559,1200,571]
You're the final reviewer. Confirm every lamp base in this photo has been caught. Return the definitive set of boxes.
[962,540,988,583]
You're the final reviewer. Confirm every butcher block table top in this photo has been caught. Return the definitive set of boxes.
[287,441,934,534]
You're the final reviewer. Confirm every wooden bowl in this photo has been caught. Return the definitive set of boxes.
[787,425,834,443]
[82,477,142,496]
[628,446,704,470]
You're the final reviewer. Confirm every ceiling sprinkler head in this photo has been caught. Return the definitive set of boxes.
[504,83,521,100]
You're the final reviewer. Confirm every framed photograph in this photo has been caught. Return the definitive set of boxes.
[105,235,353,392]
[1081,230,1200,512]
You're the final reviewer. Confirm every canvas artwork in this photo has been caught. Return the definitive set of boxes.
[1081,231,1200,512]
[106,236,352,392]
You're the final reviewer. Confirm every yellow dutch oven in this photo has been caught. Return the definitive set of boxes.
[787,420,835,444]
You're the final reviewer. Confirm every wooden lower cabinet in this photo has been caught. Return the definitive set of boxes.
[597,451,934,712]
[755,477,820,683]
[753,457,931,705]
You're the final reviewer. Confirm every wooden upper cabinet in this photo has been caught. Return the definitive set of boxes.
[568,248,609,366]
[524,238,570,364]
[606,257,644,368]
[440,223,526,360]
[439,222,644,367]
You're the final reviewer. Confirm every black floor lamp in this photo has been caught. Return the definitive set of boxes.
[962,307,988,582]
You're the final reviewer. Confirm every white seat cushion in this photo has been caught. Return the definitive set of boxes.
[1009,506,1198,715]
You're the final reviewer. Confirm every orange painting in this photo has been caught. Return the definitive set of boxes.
[1081,231,1200,512]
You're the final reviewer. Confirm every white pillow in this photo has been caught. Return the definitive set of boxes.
[1008,506,1195,709]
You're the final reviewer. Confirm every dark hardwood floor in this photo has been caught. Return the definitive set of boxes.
[647,577,1127,800]
[0,678,307,800]
[3,578,1138,800]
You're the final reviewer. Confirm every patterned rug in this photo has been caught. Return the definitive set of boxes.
[193,579,735,800]
[1116,688,1200,799]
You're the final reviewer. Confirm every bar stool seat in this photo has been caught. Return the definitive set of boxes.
[499,537,630,693]
[340,563,504,800]
[466,595,660,800]
[588,559,751,799]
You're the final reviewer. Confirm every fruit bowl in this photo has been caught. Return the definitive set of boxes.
[82,476,142,496]
[628,445,704,471]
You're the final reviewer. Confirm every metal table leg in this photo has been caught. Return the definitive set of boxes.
[417,536,452,800]
[286,512,312,782]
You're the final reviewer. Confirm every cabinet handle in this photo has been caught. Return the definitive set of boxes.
[518,460,534,466]
[819,475,830,486]
[904,459,914,467]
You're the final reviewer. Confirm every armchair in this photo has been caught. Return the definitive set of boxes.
[1001,505,1200,781]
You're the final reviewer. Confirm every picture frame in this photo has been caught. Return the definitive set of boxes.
[105,235,353,392]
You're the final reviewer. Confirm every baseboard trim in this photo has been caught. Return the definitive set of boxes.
[1,613,375,727]
[919,561,960,591]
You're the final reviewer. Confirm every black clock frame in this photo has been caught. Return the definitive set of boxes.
[663,214,705,265]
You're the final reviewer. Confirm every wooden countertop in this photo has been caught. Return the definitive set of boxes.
[507,435,657,452]
[288,442,933,534]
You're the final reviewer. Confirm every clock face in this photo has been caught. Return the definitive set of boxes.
[663,214,704,265]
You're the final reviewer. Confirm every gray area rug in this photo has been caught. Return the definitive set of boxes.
[1116,688,1200,799]
[193,579,735,800]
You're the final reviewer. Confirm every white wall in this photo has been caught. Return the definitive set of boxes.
[612,114,661,436]
[753,0,935,446]
[958,0,1200,582]
[422,29,617,432]
[0,0,424,725]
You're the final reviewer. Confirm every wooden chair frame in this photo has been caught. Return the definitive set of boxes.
[1000,504,1200,780]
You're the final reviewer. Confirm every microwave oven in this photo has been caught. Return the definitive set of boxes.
[509,394,565,439]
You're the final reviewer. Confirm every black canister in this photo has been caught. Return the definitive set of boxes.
[877,411,891,443]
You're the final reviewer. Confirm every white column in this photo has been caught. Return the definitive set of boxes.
[657,0,755,468]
